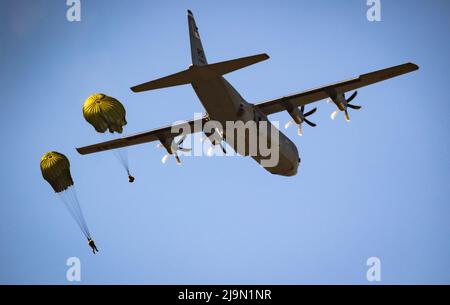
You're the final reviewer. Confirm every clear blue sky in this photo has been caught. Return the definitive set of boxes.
[1,0,449,284]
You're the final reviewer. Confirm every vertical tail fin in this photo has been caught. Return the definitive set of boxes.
[188,10,208,66]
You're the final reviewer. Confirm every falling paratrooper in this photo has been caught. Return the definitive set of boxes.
[40,151,98,254]
[82,93,135,183]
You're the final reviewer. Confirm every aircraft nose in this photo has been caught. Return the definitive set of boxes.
[279,158,300,177]
[282,168,298,177]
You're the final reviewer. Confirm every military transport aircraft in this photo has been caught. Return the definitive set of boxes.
[76,10,419,177]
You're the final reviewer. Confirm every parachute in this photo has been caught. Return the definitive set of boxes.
[82,93,127,134]
[40,152,92,240]
[40,151,73,193]
[82,93,134,183]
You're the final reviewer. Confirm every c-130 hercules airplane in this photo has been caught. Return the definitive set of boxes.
[77,10,419,177]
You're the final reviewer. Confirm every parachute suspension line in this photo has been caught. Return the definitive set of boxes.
[68,187,91,239]
[112,148,130,173]
[58,188,91,239]
[58,192,85,236]
[70,190,90,239]
[100,134,132,178]
[58,191,90,239]
[64,190,90,239]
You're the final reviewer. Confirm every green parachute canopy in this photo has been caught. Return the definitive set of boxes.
[83,93,127,134]
[40,151,74,193]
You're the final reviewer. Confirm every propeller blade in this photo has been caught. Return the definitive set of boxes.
[347,104,362,110]
[297,124,303,136]
[161,154,169,164]
[176,135,187,145]
[175,154,182,165]
[304,118,317,127]
[304,107,317,117]
[213,128,224,138]
[220,143,227,154]
[285,120,294,129]
[156,143,163,148]
[179,148,192,153]
[344,110,351,122]
[301,106,305,113]
[207,146,214,156]
[347,91,358,103]
[331,110,339,120]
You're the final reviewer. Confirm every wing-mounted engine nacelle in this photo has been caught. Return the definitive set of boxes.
[157,135,191,165]
[158,137,175,153]
[282,100,317,136]
[328,91,361,122]
[330,93,348,111]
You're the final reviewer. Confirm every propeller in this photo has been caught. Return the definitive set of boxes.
[330,91,361,122]
[157,135,191,165]
[201,128,226,156]
[285,106,317,136]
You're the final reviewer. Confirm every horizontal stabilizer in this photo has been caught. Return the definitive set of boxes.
[131,69,195,92]
[206,53,269,75]
[131,53,270,93]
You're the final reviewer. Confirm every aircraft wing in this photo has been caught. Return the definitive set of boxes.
[254,63,419,115]
[76,116,207,155]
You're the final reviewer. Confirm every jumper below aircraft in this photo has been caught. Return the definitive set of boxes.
[76,10,419,177]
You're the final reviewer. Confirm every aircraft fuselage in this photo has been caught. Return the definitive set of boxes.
[191,73,300,176]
